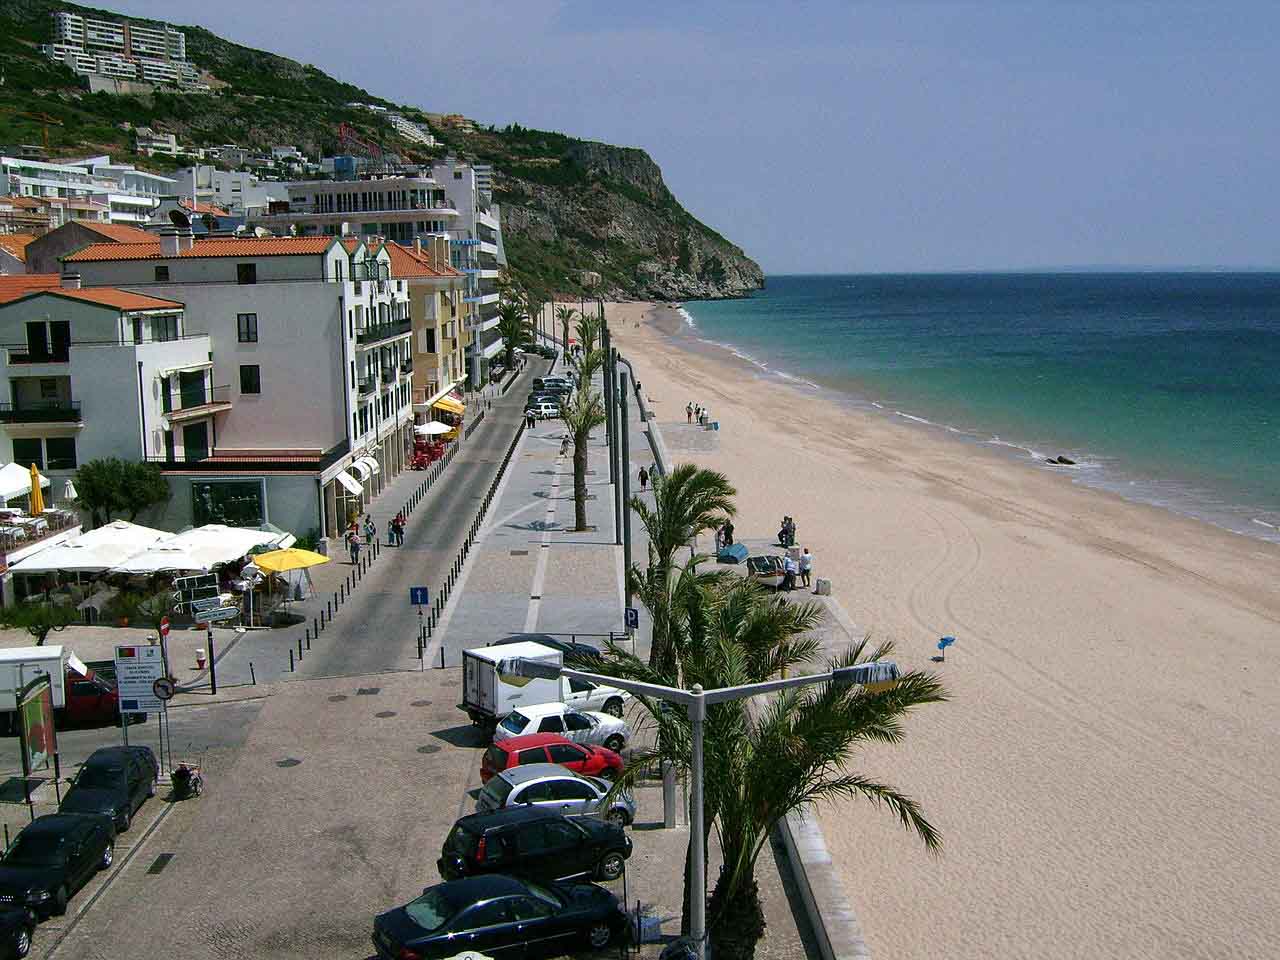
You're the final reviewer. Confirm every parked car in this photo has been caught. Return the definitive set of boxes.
[481,734,623,784]
[524,395,560,412]
[373,874,625,960]
[59,746,157,832]
[0,908,34,959]
[438,806,632,883]
[0,814,115,919]
[476,762,636,826]
[526,402,560,421]
[532,377,572,392]
[495,703,631,752]
[488,633,603,666]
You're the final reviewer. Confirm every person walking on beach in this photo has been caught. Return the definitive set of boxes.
[686,402,693,424]
[800,547,813,589]
[638,466,649,492]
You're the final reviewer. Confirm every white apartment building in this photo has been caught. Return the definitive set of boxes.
[387,114,436,147]
[47,12,195,89]
[3,156,168,225]
[133,127,180,157]
[63,232,415,539]
[246,174,459,247]
[173,166,288,216]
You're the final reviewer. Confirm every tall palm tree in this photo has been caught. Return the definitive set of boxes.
[575,313,602,354]
[555,305,575,354]
[629,463,736,671]
[523,288,543,346]
[560,389,605,530]
[570,347,604,391]
[495,299,532,370]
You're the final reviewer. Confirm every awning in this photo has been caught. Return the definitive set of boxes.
[0,462,50,501]
[348,460,372,481]
[357,455,381,475]
[335,471,363,495]
[433,396,465,416]
[414,422,452,436]
[159,360,214,378]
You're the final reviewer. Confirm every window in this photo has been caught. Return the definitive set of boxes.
[154,265,169,281]
[45,437,77,470]
[239,364,261,394]
[548,779,595,802]
[39,379,58,400]
[516,782,554,803]
[509,897,555,922]
[236,262,257,285]
[568,678,595,694]
[192,479,265,526]
[12,438,43,470]
[564,713,593,732]
[516,747,548,766]
[237,313,258,342]
[460,901,510,931]
[424,328,436,354]
[151,315,177,342]
[547,744,586,765]
[538,716,564,734]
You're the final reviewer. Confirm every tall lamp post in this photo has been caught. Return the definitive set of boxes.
[497,656,872,960]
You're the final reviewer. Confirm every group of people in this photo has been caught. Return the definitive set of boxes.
[685,401,712,426]
[781,548,813,591]
[715,519,736,549]
[345,512,405,564]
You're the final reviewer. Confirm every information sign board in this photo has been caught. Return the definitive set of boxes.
[114,644,166,713]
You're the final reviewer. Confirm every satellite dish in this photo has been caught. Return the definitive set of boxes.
[253,226,272,238]
[168,209,191,228]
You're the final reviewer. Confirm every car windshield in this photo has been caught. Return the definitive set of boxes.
[5,832,65,867]
[74,766,124,791]
[480,776,514,808]
[500,712,528,734]
[404,888,458,933]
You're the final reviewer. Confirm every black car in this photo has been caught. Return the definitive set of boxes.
[489,633,601,665]
[59,746,157,831]
[525,394,561,409]
[0,814,115,919]
[373,874,624,960]
[0,908,34,959]
[439,807,632,884]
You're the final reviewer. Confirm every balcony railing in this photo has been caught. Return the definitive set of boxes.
[358,378,376,395]
[162,385,231,414]
[400,359,414,374]
[356,318,412,345]
[7,349,69,365]
[0,400,82,423]
[381,366,396,382]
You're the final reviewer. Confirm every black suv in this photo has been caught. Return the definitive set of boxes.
[439,807,631,884]
[0,814,115,919]
[59,746,158,832]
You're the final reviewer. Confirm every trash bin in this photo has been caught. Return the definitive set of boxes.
[712,421,720,431]
[815,577,832,596]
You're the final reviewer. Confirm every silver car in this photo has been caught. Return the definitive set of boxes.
[495,703,632,752]
[476,762,636,826]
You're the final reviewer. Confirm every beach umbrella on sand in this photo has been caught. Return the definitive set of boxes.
[936,636,956,661]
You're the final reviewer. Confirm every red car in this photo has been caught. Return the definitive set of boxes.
[480,733,623,784]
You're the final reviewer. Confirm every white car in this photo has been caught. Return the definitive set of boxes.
[495,703,632,753]
[527,401,560,420]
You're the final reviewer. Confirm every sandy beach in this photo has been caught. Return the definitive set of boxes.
[596,299,1280,959]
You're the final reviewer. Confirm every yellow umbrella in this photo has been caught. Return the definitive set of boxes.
[28,463,44,515]
[251,548,330,574]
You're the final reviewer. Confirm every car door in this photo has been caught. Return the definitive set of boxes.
[511,780,557,812]
[563,677,596,711]
[70,822,96,890]
[548,777,598,817]
[561,711,595,745]
[509,893,569,960]
[546,742,590,775]
[449,899,520,958]
[126,757,146,814]
[514,746,550,771]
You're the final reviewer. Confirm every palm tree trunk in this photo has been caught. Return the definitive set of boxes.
[573,439,589,530]
[707,874,766,960]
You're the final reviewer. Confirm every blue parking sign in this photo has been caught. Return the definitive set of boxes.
[409,586,430,606]
[624,607,639,629]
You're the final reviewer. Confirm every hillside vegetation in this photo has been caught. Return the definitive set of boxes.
[0,0,763,300]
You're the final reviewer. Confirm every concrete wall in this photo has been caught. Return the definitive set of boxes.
[144,472,321,536]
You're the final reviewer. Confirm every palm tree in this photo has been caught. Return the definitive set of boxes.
[523,288,543,346]
[629,463,736,671]
[495,299,532,370]
[560,389,605,530]
[555,305,575,354]
[570,347,604,391]
[575,312,602,354]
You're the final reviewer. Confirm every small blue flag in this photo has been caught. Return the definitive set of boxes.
[937,636,956,651]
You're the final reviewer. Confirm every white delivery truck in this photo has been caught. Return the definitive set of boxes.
[0,645,123,733]
[460,641,630,728]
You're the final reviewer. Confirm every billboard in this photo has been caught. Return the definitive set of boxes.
[18,675,55,776]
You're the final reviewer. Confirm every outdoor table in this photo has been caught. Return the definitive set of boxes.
[17,517,48,534]
[0,525,27,541]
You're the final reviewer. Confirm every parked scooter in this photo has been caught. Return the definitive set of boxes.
[171,761,203,800]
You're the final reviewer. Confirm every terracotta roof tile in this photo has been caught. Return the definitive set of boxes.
[43,288,184,310]
[0,234,37,261]
[64,236,337,262]
[0,196,45,210]
[80,223,157,243]
[0,274,61,304]
[386,242,462,279]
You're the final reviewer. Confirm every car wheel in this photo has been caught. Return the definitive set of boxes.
[13,925,30,958]
[100,843,114,870]
[602,698,624,718]
[119,810,130,832]
[147,778,156,798]
[604,734,625,753]
[52,886,68,917]
[586,921,613,949]
[595,851,625,881]
[605,808,628,829]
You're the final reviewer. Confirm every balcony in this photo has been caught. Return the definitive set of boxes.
[0,400,82,424]
[358,378,376,395]
[163,385,233,422]
[380,366,396,382]
[400,359,414,374]
[7,348,69,365]
[356,318,412,346]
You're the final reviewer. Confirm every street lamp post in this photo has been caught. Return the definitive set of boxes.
[497,657,868,960]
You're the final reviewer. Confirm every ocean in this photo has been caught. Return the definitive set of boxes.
[679,273,1280,543]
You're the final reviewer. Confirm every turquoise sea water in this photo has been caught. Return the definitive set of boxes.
[680,274,1280,543]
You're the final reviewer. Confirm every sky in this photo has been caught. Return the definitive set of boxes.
[107,1,1280,274]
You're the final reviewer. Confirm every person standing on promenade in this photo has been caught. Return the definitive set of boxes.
[639,466,649,492]
[782,553,798,591]
[347,531,361,566]
[722,518,734,546]
[686,402,693,424]
[800,547,813,589]
[386,519,396,547]
[363,514,375,547]
[393,512,405,547]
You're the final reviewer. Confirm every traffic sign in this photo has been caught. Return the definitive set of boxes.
[114,644,165,713]
[409,586,430,606]
[159,615,170,639]
[198,606,240,624]
[152,677,176,701]
[624,607,639,630]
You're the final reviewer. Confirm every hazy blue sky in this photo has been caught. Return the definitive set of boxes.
[109,1,1280,273]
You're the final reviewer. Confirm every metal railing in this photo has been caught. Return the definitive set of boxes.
[358,378,376,395]
[7,349,69,365]
[356,318,412,345]
[162,385,231,413]
[400,359,414,374]
[0,400,82,422]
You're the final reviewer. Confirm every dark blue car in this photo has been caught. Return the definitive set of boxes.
[373,874,624,959]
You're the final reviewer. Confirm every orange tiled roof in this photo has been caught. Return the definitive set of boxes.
[180,199,230,216]
[386,242,462,279]
[0,234,37,261]
[0,274,61,304]
[64,236,337,262]
[79,222,157,243]
[0,196,45,210]
[41,287,183,311]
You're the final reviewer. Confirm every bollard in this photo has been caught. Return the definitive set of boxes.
[440,646,445,669]
[340,583,345,602]
[313,617,318,635]
[306,630,311,650]
[305,627,310,645]
[326,599,332,618]
[289,649,295,672]
[427,616,432,638]
[297,636,303,660]
[250,661,256,685]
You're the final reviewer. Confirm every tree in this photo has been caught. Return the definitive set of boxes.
[74,459,169,528]
[569,347,604,392]
[0,599,78,646]
[120,461,170,520]
[575,312,602,354]
[559,389,606,531]
[555,305,575,353]
[496,299,532,370]
[629,464,737,671]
